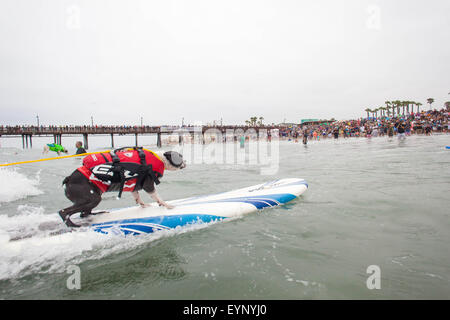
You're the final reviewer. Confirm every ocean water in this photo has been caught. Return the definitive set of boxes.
[0,134,449,299]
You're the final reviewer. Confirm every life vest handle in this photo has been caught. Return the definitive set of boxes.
[112,146,162,162]
[142,148,162,162]
[113,146,142,153]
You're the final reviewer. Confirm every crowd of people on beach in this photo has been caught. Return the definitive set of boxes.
[280,107,450,143]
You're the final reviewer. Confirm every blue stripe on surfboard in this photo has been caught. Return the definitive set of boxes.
[92,214,226,235]
[173,193,298,208]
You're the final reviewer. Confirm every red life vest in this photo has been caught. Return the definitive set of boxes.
[77,148,164,194]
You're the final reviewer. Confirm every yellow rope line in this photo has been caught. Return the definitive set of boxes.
[0,150,111,167]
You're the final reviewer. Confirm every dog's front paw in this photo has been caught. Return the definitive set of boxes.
[139,203,150,208]
[158,202,174,209]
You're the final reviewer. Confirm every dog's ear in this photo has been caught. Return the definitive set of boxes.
[160,151,186,171]
[157,152,175,171]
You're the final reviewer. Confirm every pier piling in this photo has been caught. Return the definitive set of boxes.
[157,132,161,148]
[83,133,89,150]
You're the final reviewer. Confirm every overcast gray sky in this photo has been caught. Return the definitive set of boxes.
[1,0,449,126]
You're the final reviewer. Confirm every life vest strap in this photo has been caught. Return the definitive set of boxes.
[112,147,160,197]
[133,148,161,190]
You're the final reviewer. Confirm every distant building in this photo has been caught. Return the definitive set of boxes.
[301,119,319,124]
[277,122,298,127]
[300,119,336,126]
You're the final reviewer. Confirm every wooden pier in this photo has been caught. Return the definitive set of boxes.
[0,125,281,149]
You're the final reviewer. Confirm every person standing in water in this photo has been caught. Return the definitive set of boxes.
[43,143,68,155]
[240,135,245,148]
[366,125,372,138]
[397,121,406,140]
[333,127,339,139]
[75,141,87,154]
[387,123,394,138]
[302,131,308,145]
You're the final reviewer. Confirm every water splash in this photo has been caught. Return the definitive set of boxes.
[0,204,222,281]
[0,168,43,204]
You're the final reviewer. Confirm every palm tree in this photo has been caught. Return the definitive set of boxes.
[403,101,410,115]
[385,101,391,111]
[258,117,264,126]
[427,98,434,110]
[395,100,402,116]
[445,101,450,111]
[247,116,258,126]
[408,101,415,114]
[391,100,398,116]
[373,108,379,118]
[364,108,371,118]
[384,101,390,117]
[390,100,397,116]
[416,102,422,113]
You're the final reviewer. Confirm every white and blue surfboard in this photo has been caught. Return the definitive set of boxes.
[83,178,308,236]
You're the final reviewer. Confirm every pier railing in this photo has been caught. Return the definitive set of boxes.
[0,125,280,136]
[0,126,162,135]
[0,125,281,149]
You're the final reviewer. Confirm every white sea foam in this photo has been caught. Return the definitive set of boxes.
[0,168,43,204]
[0,204,222,281]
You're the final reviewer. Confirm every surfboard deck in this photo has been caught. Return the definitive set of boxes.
[75,178,308,236]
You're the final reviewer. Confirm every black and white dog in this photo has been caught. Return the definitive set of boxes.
[59,150,186,227]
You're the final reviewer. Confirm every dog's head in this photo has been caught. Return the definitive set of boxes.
[160,151,186,171]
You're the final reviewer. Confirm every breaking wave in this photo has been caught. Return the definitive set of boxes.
[0,204,221,281]
[0,168,43,204]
